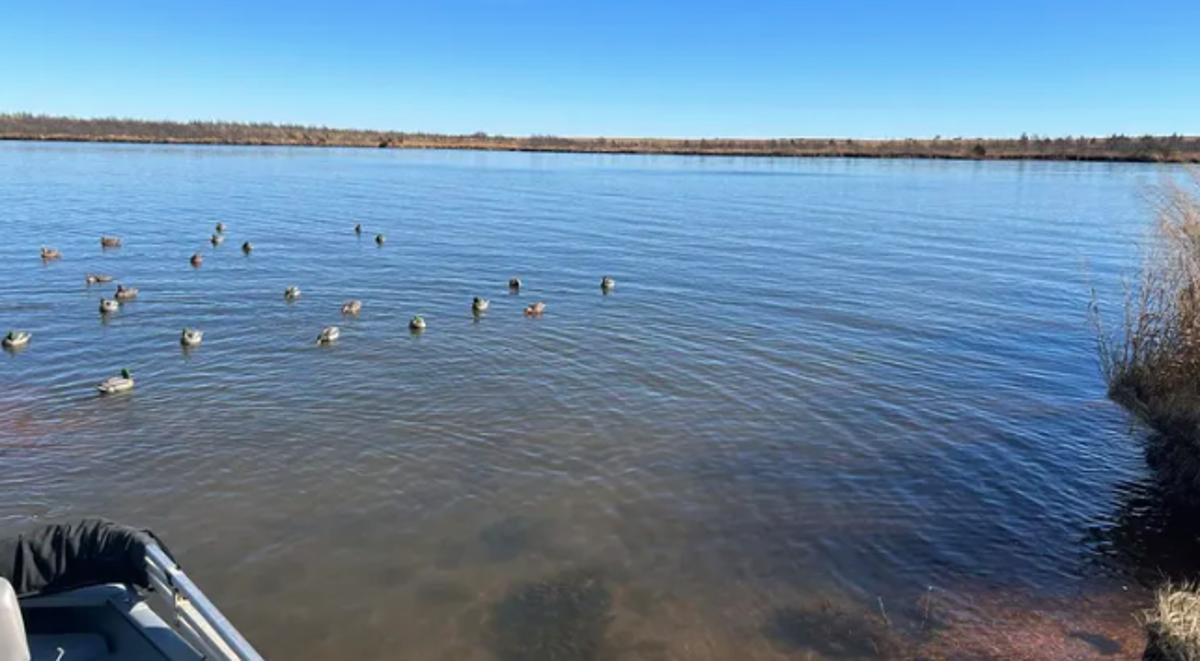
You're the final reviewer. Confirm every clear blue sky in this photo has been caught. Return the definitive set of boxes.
[2,0,1197,138]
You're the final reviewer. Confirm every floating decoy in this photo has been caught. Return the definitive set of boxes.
[211,234,224,246]
[509,277,522,291]
[114,284,138,301]
[180,328,204,347]
[190,253,203,267]
[40,247,62,260]
[341,300,362,315]
[375,234,385,245]
[242,242,253,254]
[316,326,340,344]
[86,274,114,285]
[216,222,227,233]
[409,316,426,331]
[354,223,362,235]
[100,236,122,248]
[2,331,31,349]
[96,369,134,394]
[601,276,615,291]
[99,299,120,314]
[284,285,302,300]
[524,302,546,317]
[472,297,490,313]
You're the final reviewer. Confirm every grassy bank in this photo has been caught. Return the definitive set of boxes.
[2,113,1199,162]
[1095,169,1200,494]
[1145,585,1200,661]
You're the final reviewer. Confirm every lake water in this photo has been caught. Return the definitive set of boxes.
[0,142,1185,659]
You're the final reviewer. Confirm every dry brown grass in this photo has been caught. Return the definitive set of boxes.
[1144,584,1200,661]
[2,113,1199,162]
[1095,169,1200,493]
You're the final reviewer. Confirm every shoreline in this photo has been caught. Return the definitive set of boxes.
[3,114,1198,163]
[3,134,1198,164]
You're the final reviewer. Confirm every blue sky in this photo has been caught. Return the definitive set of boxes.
[1,0,1197,138]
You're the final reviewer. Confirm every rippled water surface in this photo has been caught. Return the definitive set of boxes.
[0,143,1179,659]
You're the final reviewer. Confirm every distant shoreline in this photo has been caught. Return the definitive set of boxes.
[2,113,1198,163]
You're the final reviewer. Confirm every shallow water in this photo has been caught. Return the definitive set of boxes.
[0,142,1179,659]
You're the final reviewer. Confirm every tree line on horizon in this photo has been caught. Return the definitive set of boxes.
[1,113,1197,162]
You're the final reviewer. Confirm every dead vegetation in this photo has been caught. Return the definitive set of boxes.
[2,113,1197,162]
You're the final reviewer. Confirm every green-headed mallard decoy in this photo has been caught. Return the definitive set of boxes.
[181,328,204,347]
[2,331,31,349]
[97,368,134,394]
[317,326,340,345]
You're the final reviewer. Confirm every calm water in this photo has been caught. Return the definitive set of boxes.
[0,142,1181,659]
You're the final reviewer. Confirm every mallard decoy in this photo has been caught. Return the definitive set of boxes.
[472,297,490,313]
[524,302,546,317]
[190,253,203,267]
[40,247,62,260]
[284,285,301,300]
[180,328,204,347]
[100,236,122,248]
[316,326,340,344]
[341,300,362,315]
[215,222,227,233]
[354,223,362,235]
[114,284,138,301]
[242,241,254,254]
[601,276,615,291]
[96,369,134,394]
[375,234,385,245]
[508,277,522,291]
[86,274,114,285]
[2,331,31,349]
[211,234,224,246]
[409,316,426,331]
[99,298,120,314]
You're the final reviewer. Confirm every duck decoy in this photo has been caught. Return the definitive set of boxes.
[181,328,204,347]
[96,369,134,394]
[317,326,340,344]
[524,302,546,317]
[2,331,31,349]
